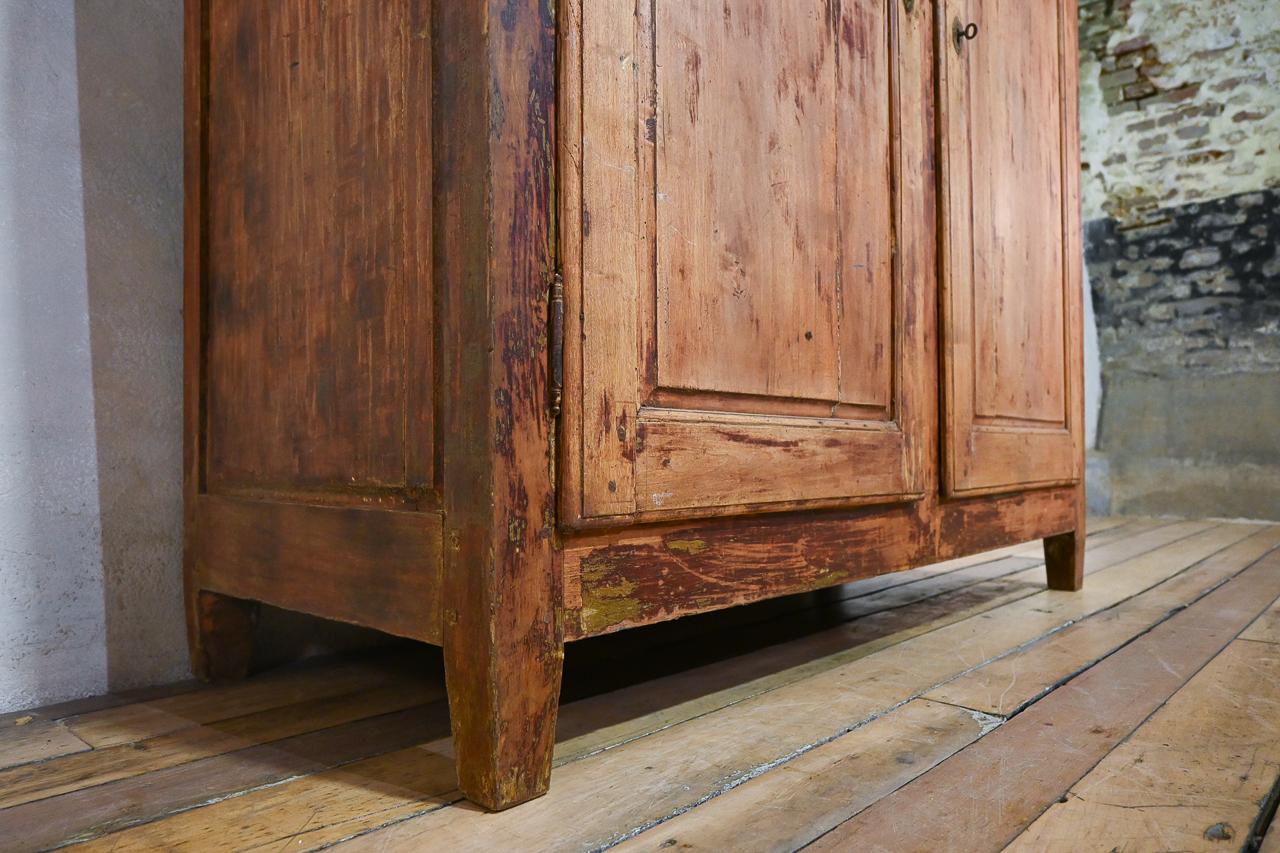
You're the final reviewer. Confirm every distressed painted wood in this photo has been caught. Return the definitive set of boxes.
[433,0,562,811]
[184,0,1087,812]
[562,0,934,524]
[565,488,1079,637]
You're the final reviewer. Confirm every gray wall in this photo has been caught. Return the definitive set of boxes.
[0,1,187,712]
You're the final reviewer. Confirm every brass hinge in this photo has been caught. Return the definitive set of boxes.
[549,271,565,418]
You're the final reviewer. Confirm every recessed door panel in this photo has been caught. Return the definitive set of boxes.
[940,0,1084,495]
[561,0,936,526]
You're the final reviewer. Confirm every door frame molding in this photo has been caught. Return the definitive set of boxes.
[558,0,939,529]
[936,0,1085,496]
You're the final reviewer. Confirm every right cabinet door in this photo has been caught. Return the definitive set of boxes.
[939,0,1083,495]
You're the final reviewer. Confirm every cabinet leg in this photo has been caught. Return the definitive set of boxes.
[444,632,564,811]
[188,590,256,682]
[1044,528,1085,591]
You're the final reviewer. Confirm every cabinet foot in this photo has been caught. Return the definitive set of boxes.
[445,640,564,811]
[189,590,256,682]
[1044,529,1085,591]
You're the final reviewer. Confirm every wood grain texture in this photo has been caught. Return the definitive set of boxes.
[1,704,449,852]
[807,545,1280,853]
[192,590,254,681]
[66,652,432,749]
[1009,638,1280,853]
[565,488,1077,637]
[183,0,442,680]
[564,0,934,525]
[654,0,842,401]
[434,0,563,811]
[178,0,1090,814]
[613,700,987,853]
[1242,588,1280,645]
[0,717,90,773]
[1262,814,1280,853]
[939,0,1083,495]
[203,0,433,495]
[926,524,1280,715]
[196,495,442,643]
[0,681,441,812]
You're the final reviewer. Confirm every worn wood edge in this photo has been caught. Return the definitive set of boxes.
[550,519,1228,766]
[566,487,1080,637]
[435,0,563,811]
[559,518,1152,690]
[195,495,443,644]
[181,0,210,690]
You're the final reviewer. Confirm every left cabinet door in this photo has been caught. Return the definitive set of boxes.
[559,0,936,527]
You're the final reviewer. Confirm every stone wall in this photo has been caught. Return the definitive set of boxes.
[1078,0,1279,520]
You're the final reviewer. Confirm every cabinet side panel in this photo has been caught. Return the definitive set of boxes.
[204,0,433,495]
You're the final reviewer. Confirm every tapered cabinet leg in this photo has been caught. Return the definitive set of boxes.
[188,590,256,682]
[444,611,564,810]
[1044,528,1085,591]
[435,0,560,813]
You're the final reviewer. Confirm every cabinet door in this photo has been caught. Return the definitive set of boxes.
[560,0,935,526]
[939,0,1083,495]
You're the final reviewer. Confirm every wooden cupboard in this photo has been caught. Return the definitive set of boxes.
[184,0,1085,810]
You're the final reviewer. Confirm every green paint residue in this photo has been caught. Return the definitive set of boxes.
[580,555,641,632]
[666,538,709,555]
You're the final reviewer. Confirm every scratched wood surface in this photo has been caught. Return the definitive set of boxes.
[939,0,1083,496]
[203,0,433,497]
[4,517,1279,852]
[563,0,936,525]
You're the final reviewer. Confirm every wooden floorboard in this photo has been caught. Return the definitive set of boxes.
[805,544,1280,853]
[2,517,1278,853]
[1008,633,1280,852]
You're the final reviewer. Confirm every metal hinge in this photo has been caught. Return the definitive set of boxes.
[549,271,565,418]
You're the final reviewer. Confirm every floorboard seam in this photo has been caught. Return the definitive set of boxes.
[796,568,1280,853]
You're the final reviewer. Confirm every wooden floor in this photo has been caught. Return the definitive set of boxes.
[3,517,1280,852]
